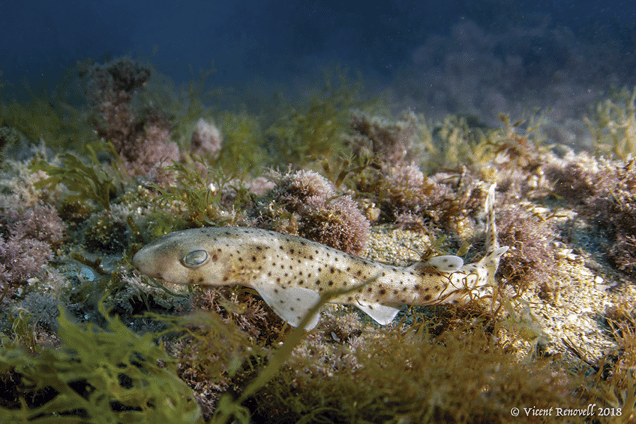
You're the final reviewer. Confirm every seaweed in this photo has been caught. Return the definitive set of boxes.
[84,207,131,253]
[216,111,265,172]
[319,153,374,190]
[248,321,583,424]
[559,158,636,277]
[0,83,95,154]
[585,86,636,160]
[0,301,201,423]
[496,202,560,296]
[150,159,253,230]
[428,112,545,172]
[254,169,370,255]
[346,111,424,166]
[206,282,374,424]
[609,235,636,276]
[544,152,608,205]
[591,161,636,276]
[594,311,636,419]
[265,68,377,167]
[84,57,180,178]
[0,202,66,301]
[350,162,485,242]
[150,63,221,154]
[430,114,483,168]
[190,118,223,160]
[0,126,18,167]
[30,151,118,211]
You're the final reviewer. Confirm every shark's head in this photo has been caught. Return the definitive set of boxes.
[132,228,223,285]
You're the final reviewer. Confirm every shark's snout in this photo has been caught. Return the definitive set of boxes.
[131,233,204,284]
[132,247,157,277]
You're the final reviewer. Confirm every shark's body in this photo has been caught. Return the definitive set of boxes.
[133,185,507,329]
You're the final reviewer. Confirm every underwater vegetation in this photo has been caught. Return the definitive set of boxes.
[84,57,181,179]
[2,56,636,422]
[250,318,583,423]
[542,151,636,278]
[264,68,379,167]
[0,198,66,301]
[0,301,200,423]
[0,83,94,157]
[494,202,560,300]
[254,169,370,255]
[586,87,636,160]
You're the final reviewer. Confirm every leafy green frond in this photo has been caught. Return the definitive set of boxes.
[151,159,251,228]
[0,301,201,423]
[30,152,117,211]
[265,68,381,167]
[0,84,96,152]
[586,86,636,160]
[217,111,265,171]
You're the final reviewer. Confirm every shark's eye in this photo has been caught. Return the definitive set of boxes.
[182,250,209,268]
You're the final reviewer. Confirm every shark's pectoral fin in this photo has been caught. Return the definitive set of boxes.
[355,301,401,325]
[251,280,322,330]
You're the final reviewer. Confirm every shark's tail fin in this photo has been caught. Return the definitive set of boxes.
[480,184,508,275]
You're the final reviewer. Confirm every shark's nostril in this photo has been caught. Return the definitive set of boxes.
[132,253,143,271]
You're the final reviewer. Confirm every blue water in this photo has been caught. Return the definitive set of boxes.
[2,1,632,83]
[2,0,636,131]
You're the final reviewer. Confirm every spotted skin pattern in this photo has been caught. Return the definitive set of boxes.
[133,185,507,329]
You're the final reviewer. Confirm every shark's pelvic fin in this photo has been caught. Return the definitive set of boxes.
[355,300,401,325]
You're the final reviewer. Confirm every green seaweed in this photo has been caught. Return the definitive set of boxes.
[30,149,119,211]
[428,113,545,170]
[0,83,97,154]
[585,86,636,160]
[217,111,266,171]
[0,301,202,423]
[151,159,252,230]
[210,280,378,424]
[265,69,379,167]
[0,126,18,168]
[320,153,374,190]
[247,319,584,424]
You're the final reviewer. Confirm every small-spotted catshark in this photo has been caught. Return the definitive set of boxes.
[133,184,507,329]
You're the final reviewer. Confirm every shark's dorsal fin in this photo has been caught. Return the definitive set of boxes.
[425,255,464,272]
[251,280,321,330]
[355,301,401,325]
[409,255,464,273]
[485,183,499,251]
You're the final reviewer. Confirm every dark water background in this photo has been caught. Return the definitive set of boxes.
[2,0,636,143]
